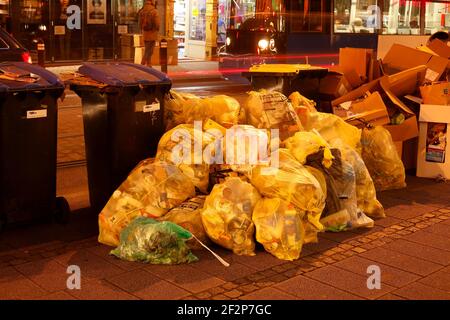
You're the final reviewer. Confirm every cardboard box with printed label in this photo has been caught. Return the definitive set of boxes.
[417,104,450,179]
[420,82,450,105]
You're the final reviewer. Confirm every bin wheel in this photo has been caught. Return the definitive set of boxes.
[54,197,71,224]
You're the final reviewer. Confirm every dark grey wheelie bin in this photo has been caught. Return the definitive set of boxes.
[68,62,172,212]
[0,62,70,231]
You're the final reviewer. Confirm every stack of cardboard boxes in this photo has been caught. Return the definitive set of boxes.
[326,40,450,178]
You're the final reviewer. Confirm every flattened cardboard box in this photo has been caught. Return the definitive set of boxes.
[417,104,450,179]
[339,47,374,81]
[382,44,448,82]
[426,39,450,59]
[380,72,420,142]
[332,91,390,128]
[319,71,352,98]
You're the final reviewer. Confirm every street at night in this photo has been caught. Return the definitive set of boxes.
[1,0,450,311]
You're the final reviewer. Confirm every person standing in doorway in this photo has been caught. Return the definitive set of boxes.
[139,0,160,67]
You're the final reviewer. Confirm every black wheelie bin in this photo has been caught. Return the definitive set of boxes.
[0,62,70,231]
[67,62,172,212]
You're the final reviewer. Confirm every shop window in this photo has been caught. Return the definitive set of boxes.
[290,0,323,32]
[0,0,10,29]
[228,0,255,30]
[189,0,206,41]
[228,0,285,32]
[382,0,421,34]
[334,0,380,33]
[425,1,450,35]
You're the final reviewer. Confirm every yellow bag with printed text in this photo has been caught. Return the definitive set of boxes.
[253,198,305,261]
[156,124,218,194]
[159,196,208,250]
[201,177,261,256]
[98,159,196,247]
[249,149,326,232]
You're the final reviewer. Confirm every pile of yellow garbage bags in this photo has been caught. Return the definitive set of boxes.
[98,90,405,262]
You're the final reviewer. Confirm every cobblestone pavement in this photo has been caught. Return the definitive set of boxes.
[1,176,450,300]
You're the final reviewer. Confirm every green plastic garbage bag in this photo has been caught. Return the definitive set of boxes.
[111,217,198,264]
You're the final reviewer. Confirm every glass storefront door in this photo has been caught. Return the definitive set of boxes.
[85,0,114,60]
[53,0,83,61]
[115,0,143,60]
[52,0,114,61]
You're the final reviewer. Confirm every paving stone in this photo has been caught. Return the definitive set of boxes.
[404,231,450,252]
[33,291,77,300]
[54,250,124,281]
[360,247,442,276]
[383,239,450,266]
[240,287,297,300]
[275,274,362,300]
[106,269,190,300]
[303,238,339,254]
[222,283,238,290]
[86,245,144,271]
[0,266,48,299]
[418,270,450,292]
[224,289,242,299]
[305,265,395,299]
[15,258,70,293]
[267,274,289,283]
[334,256,420,288]
[377,293,406,300]
[195,291,212,299]
[66,280,137,300]
[393,282,450,300]
[208,286,226,295]
[421,223,450,238]
[191,251,257,282]
[240,284,260,293]
[145,265,225,294]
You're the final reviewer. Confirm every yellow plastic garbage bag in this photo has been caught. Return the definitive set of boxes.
[243,91,303,141]
[249,149,325,231]
[301,112,362,152]
[224,125,276,174]
[206,95,241,128]
[284,131,334,168]
[164,91,241,130]
[361,126,406,191]
[289,92,317,113]
[252,198,305,261]
[201,177,261,256]
[164,91,204,130]
[98,159,196,247]
[156,124,218,194]
[333,140,385,218]
[159,196,208,250]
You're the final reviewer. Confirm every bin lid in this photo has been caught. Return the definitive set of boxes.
[245,64,328,76]
[77,62,171,87]
[0,62,64,93]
